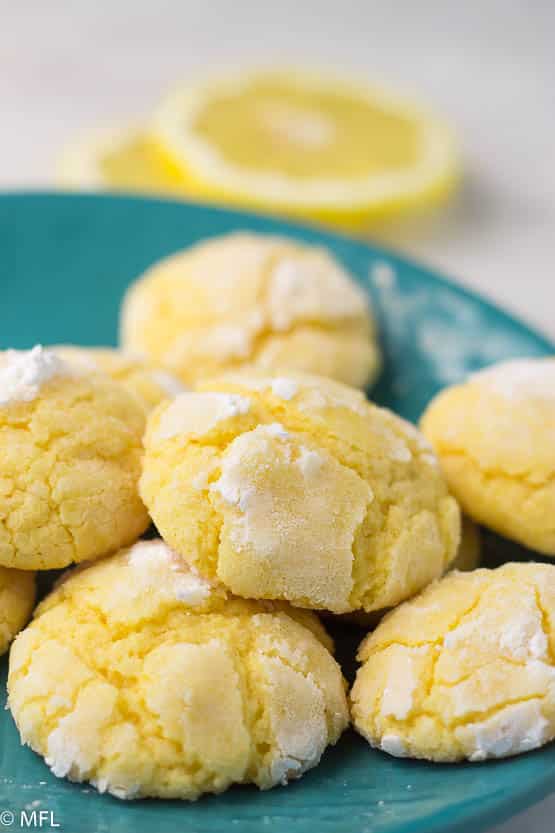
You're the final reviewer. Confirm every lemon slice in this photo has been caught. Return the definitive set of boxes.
[57,127,189,195]
[153,70,459,229]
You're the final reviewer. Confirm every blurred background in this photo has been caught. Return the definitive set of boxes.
[2,2,555,830]
[3,1,554,341]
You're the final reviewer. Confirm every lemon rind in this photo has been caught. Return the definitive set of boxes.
[152,69,459,214]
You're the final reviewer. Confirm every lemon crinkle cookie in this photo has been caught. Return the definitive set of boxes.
[0,566,35,655]
[351,563,555,762]
[120,232,380,389]
[53,345,186,414]
[421,357,555,554]
[0,346,149,570]
[140,371,460,613]
[8,539,348,800]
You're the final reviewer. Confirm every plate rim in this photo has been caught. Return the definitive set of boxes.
[5,189,554,358]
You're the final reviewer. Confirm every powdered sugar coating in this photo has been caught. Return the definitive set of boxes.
[352,563,555,763]
[0,346,71,406]
[271,377,299,400]
[149,370,187,398]
[209,424,373,611]
[0,350,149,570]
[267,255,368,331]
[380,649,419,720]
[455,700,551,762]
[296,447,325,480]
[141,370,459,613]
[380,733,408,758]
[471,358,555,403]
[421,356,555,554]
[258,654,328,784]
[368,259,546,416]
[9,542,347,800]
[121,232,379,390]
[127,540,212,607]
[154,392,251,441]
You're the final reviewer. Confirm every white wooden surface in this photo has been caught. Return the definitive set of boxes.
[2,2,555,829]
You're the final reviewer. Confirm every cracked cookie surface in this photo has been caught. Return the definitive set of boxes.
[8,539,347,800]
[119,232,380,389]
[140,371,460,613]
[0,347,149,569]
[351,562,555,762]
[53,345,186,415]
[421,358,555,554]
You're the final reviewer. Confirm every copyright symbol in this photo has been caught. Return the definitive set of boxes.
[0,811,14,826]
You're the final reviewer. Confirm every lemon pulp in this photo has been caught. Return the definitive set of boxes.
[191,76,420,180]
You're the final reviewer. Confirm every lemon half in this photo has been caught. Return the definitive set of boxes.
[152,69,459,229]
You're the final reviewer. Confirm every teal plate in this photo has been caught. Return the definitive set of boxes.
[1,193,554,833]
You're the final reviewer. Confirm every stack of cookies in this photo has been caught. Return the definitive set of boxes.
[2,232,555,802]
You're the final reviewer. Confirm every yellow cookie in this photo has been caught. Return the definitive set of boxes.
[120,232,380,389]
[8,539,348,800]
[140,371,460,613]
[0,346,149,569]
[421,358,555,554]
[351,562,555,762]
[53,345,186,414]
[0,566,35,655]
